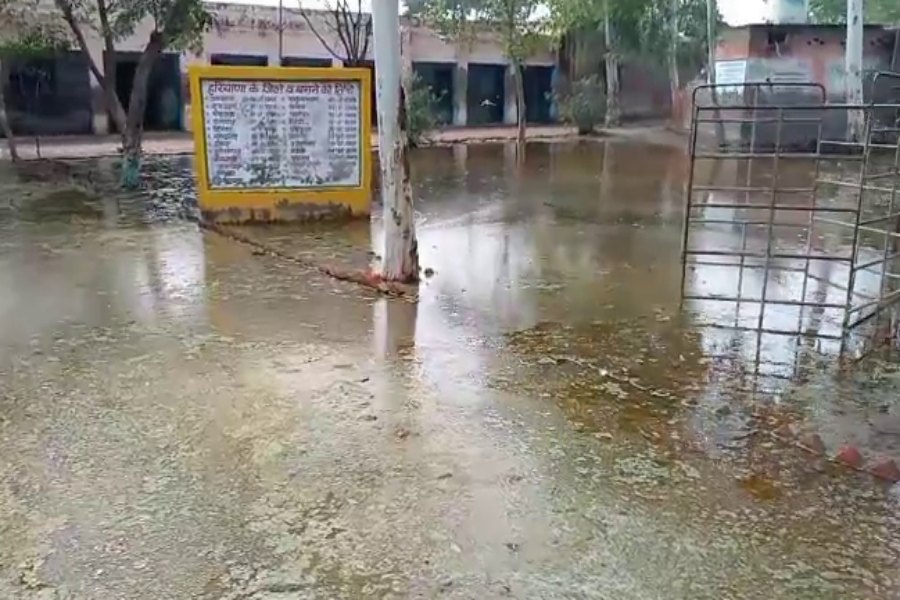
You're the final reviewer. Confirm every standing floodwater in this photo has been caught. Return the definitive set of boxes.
[1,140,899,599]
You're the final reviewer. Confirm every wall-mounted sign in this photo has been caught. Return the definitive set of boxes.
[189,65,372,223]
[715,60,747,93]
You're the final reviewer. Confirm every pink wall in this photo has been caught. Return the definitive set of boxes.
[748,26,894,98]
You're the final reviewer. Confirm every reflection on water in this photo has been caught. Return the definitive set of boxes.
[1,141,892,396]
[685,150,900,359]
[1,140,900,597]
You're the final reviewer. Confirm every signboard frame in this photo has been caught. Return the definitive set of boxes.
[715,59,748,94]
[188,65,372,222]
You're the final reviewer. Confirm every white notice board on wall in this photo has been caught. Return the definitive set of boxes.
[715,60,748,93]
[200,78,363,190]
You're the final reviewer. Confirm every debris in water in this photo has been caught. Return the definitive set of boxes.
[800,434,826,454]
[869,458,900,482]
[738,473,781,501]
[835,446,864,469]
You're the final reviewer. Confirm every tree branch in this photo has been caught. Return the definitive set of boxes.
[96,0,116,53]
[331,1,354,63]
[298,6,343,62]
[359,11,371,63]
[55,0,127,131]
[344,0,357,62]
[125,30,162,134]
[55,0,104,86]
[96,0,118,112]
[348,0,362,62]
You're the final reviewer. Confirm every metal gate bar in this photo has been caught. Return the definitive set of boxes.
[680,77,900,356]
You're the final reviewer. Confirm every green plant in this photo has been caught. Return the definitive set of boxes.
[555,75,606,134]
[405,74,444,148]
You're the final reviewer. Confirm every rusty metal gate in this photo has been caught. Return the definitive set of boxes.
[680,74,900,358]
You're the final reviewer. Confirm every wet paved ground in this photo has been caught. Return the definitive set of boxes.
[2,142,900,599]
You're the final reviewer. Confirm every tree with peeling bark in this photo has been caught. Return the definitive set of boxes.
[667,0,678,109]
[53,0,210,187]
[298,0,371,66]
[705,0,726,146]
[0,0,69,161]
[602,0,620,125]
[704,0,715,87]
[845,0,864,142]
[373,0,419,283]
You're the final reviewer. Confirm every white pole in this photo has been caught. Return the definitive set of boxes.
[846,0,865,142]
[373,3,399,168]
[372,0,419,282]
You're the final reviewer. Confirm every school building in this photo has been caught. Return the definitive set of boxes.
[1,3,560,137]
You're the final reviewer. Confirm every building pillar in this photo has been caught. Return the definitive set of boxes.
[182,67,192,133]
[503,63,517,125]
[453,52,468,126]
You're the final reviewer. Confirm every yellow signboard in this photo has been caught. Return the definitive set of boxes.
[188,65,372,223]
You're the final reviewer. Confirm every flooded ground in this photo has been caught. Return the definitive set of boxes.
[1,141,900,599]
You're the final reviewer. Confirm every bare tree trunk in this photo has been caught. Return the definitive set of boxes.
[121,33,162,188]
[101,50,119,131]
[604,5,621,127]
[705,0,716,84]
[394,83,419,275]
[97,0,120,130]
[706,0,725,146]
[846,0,865,143]
[513,60,526,146]
[0,59,18,162]
[668,0,680,117]
[373,0,419,283]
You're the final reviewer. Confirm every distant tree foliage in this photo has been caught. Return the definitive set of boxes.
[548,0,715,126]
[809,0,900,25]
[550,0,711,75]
